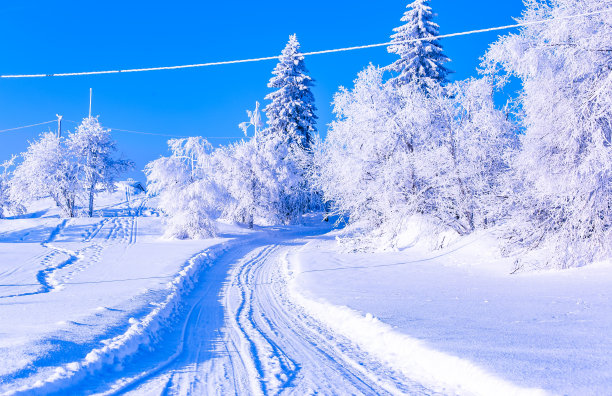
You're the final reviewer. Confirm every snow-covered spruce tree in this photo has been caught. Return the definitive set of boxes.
[386,0,451,90]
[261,34,320,223]
[10,132,80,217]
[0,156,24,218]
[68,117,132,217]
[145,137,219,238]
[482,0,612,268]
[264,34,317,150]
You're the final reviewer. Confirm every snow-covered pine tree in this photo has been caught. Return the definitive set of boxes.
[387,0,451,90]
[261,34,320,223]
[264,34,317,150]
[68,117,132,217]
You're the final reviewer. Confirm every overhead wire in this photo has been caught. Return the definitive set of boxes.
[0,120,56,134]
[64,119,244,139]
[0,8,610,79]
[1,8,610,138]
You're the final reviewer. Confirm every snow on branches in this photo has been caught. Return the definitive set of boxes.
[483,0,612,268]
[70,117,133,217]
[10,118,132,218]
[0,156,24,218]
[264,34,317,150]
[314,66,514,247]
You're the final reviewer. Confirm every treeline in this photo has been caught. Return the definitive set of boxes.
[2,0,610,269]
[147,0,611,269]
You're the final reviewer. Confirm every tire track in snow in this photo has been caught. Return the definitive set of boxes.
[224,240,428,395]
[117,232,431,395]
[46,230,432,395]
[229,245,300,394]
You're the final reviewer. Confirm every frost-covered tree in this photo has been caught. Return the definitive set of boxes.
[313,66,419,241]
[145,137,219,238]
[420,79,516,235]
[10,133,80,217]
[0,156,24,218]
[264,34,317,150]
[239,101,264,139]
[387,0,451,90]
[482,0,612,268]
[315,65,514,246]
[213,141,261,228]
[68,117,132,217]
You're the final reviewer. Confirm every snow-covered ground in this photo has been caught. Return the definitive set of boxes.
[2,192,611,395]
[0,192,245,394]
[287,230,612,395]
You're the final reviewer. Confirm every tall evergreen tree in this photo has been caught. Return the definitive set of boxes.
[387,0,451,89]
[264,34,317,150]
[258,34,320,223]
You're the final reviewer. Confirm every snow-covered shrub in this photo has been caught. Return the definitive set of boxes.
[10,132,81,217]
[483,0,612,268]
[145,137,219,238]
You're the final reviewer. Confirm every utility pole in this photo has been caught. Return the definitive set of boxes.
[56,114,63,138]
[89,88,92,118]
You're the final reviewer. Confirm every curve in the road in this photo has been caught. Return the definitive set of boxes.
[82,229,431,396]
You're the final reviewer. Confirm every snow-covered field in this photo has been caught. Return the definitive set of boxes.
[1,192,611,395]
[288,230,612,395]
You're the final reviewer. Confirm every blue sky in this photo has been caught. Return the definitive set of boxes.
[0,1,524,180]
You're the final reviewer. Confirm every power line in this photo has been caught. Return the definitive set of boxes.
[110,127,244,139]
[64,120,244,139]
[0,120,56,134]
[0,8,610,79]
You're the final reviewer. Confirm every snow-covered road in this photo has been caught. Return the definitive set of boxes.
[84,230,427,395]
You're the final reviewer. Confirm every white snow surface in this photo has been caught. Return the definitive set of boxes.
[0,192,245,394]
[2,192,611,395]
[287,230,612,395]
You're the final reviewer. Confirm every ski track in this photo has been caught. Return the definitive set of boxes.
[80,232,432,396]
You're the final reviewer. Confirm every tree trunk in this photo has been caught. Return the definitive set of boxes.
[88,183,95,217]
